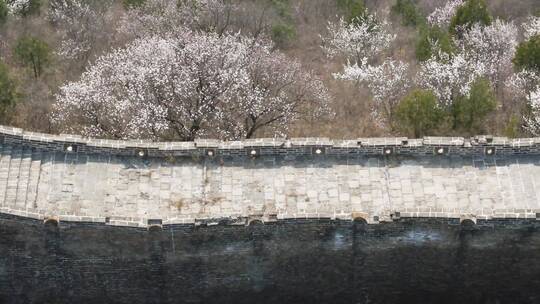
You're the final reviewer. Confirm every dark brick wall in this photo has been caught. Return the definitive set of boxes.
[1,125,540,158]
[0,216,539,304]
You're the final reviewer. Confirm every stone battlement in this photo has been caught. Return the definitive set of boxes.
[1,125,540,157]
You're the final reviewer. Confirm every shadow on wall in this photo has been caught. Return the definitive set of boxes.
[0,215,539,304]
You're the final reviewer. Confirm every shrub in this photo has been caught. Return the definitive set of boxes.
[271,23,296,48]
[0,0,7,24]
[449,0,491,36]
[503,115,520,138]
[391,0,426,27]
[0,62,17,118]
[395,89,444,137]
[513,35,540,73]
[451,78,497,133]
[336,0,366,24]
[415,26,454,61]
[13,36,50,78]
[271,0,292,19]
[123,0,146,9]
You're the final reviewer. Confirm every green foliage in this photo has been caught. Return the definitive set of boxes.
[451,78,497,133]
[391,0,426,27]
[513,35,540,73]
[336,0,366,23]
[0,62,17,118]
[7,0,41,16]
[13,36,50,79]
[0,0,7,25]
[271,23,296,47]
[449,0,491,36]
[271,0,292,19]
[269,0,295,48]
[24,0,41,16]
[415,26,454,61]
[123,0,146,9]
[395,89,444,137]
[503,115,520,138]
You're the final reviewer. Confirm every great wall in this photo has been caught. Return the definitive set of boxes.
[0,125,540,303]
[0,124,539,228]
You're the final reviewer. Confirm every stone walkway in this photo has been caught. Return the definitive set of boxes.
[0,143,539,227]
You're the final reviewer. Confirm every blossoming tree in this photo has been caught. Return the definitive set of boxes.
[321,13,395,63]
[51,32,331,140]
[523,16,540,40]
[322,12,407,125]
[417,19,518,108]
[49,0,115,61]
[524,87,540,135]
[427,0,464,28]
[458,20,518,89]
[335,59,409,123]
[416,51,484,107]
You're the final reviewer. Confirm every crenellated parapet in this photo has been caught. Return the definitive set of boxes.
[1,125,540,157]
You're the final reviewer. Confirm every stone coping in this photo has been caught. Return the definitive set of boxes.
[2,206,538,228]
[2,125,540,157]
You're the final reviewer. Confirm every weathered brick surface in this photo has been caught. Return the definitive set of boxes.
[0,125,540,225]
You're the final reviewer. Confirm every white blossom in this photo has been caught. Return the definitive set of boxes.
[49,0,115,60]
[6,0,30,14]
[427,0,464,27]
[335,58,409,122]
[416,19,518,106]
[322,13,403,124]
[506,70,540,98]
[524,87,540,135]
[523,16,540,40]
[321,13,395,63]
[506,69,540,112]
[417,51,485,107]
[51,32,331,140]
[458,20,518,87]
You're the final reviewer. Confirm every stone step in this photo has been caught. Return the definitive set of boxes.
[34,151,56,209]
[0,145,12,207]
[5,147,22,208]
[25,150,42,209]
[14,147,32,209]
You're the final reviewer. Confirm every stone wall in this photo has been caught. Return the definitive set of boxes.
[2,126,540,303]
[0,215,539,304]
[0,125,540,227]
